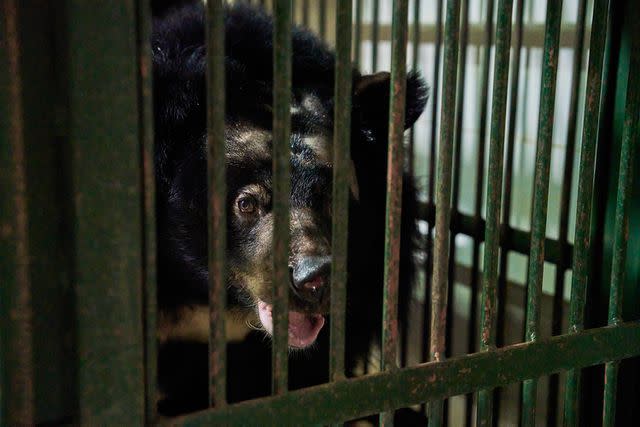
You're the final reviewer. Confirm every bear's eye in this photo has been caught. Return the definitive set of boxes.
[237,195,257,214]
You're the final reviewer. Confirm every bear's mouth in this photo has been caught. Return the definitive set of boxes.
[256,300,325,348]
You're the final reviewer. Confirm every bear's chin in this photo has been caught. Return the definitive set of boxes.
[256,300,325,349]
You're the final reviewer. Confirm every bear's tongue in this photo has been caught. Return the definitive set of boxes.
[257,300,325,348]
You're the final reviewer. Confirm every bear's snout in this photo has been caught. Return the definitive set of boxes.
[290,255,331,307]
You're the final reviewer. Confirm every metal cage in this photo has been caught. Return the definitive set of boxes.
[1,0,639,425]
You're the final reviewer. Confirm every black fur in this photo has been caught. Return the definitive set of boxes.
[153,1,428,417]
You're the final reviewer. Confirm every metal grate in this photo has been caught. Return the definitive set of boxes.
[1,0,639,426]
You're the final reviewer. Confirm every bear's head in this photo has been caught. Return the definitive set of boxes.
[152,2,427,348]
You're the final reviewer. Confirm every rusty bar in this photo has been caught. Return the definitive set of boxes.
[371,0,380,72]
[354,0,363,67]
[272,0,292,396]
[0,1,35,424]
[427,0,461,424]
[137,0,158,419]
[168,322,640,427]
[380,0,409,425]
[475,0,514,425]
[563,0,610,424]
[66,0,146,422]
[206,0,227,407]
[421,0,443,412]
[330,0,352,385]
[493,0,524,422]
[401,0,421,369]
[546,1,587,424]
[464,0,495,420]
[520,0,564,424]
[446,0,469,366]
[406,0,420,181]
[602,23,640,427]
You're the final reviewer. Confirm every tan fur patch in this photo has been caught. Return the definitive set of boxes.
[157,306,252,344]
[226,123,271,163]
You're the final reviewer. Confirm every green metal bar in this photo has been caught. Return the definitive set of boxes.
[547,1,588,424]
[206,0,227,408]
[520,0,564,424]
[493,0,523,422]
[602,26,640,427]
[166,322,640,427]
[446,0,469,369]
[427,0,461,424]
[0,1,35,424]
[66,1,146,423]
[137,0,158,420]
[466,0,494,417]
[302,0,309,27]
[401,0,420,368]
[564,0,610,424]
[475,0,514,425]
[406,0,420,181]
[354,0,362,67]
[421,0,442,409]
[330,0,352,386]
[380,0,409,425]
[272,0,292,396]
[319,0,327,40]
[371,0,379,72]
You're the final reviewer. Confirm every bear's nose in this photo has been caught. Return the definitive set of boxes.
[291,256,331,305]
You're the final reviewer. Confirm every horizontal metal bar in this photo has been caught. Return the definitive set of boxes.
[416,203,573,267]
[359,23,587,49]
[165,322,640,427]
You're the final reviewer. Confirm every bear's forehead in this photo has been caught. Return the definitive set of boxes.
[225,92,333,167]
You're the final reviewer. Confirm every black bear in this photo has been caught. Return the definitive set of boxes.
[152,1,428,417]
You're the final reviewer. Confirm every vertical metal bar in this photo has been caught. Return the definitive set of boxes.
[136,0,157,420]
[602,27,640,427]
[406,0,420,181]
[465,0,495,424]
[272,0,292,396]
[475,0,514,425]
[0,1,35,424]
[494,0,524,423]
[206,0,227,408]
[380,0,409,424]
[354,0,363,68]
[319,0,327,40]
[66,0,146,422]
[447,0,469,359]
[401,0,420,369]
[520,0,564,424]
[371,0,380,72]
[427,0,461,425]
[302,0,309,27]
[422,0,443,412]
[546,1,588,425]
[330,0,352,385]
[564,0,610,424]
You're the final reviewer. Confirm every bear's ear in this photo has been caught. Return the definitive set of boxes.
[353,71,428,132]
